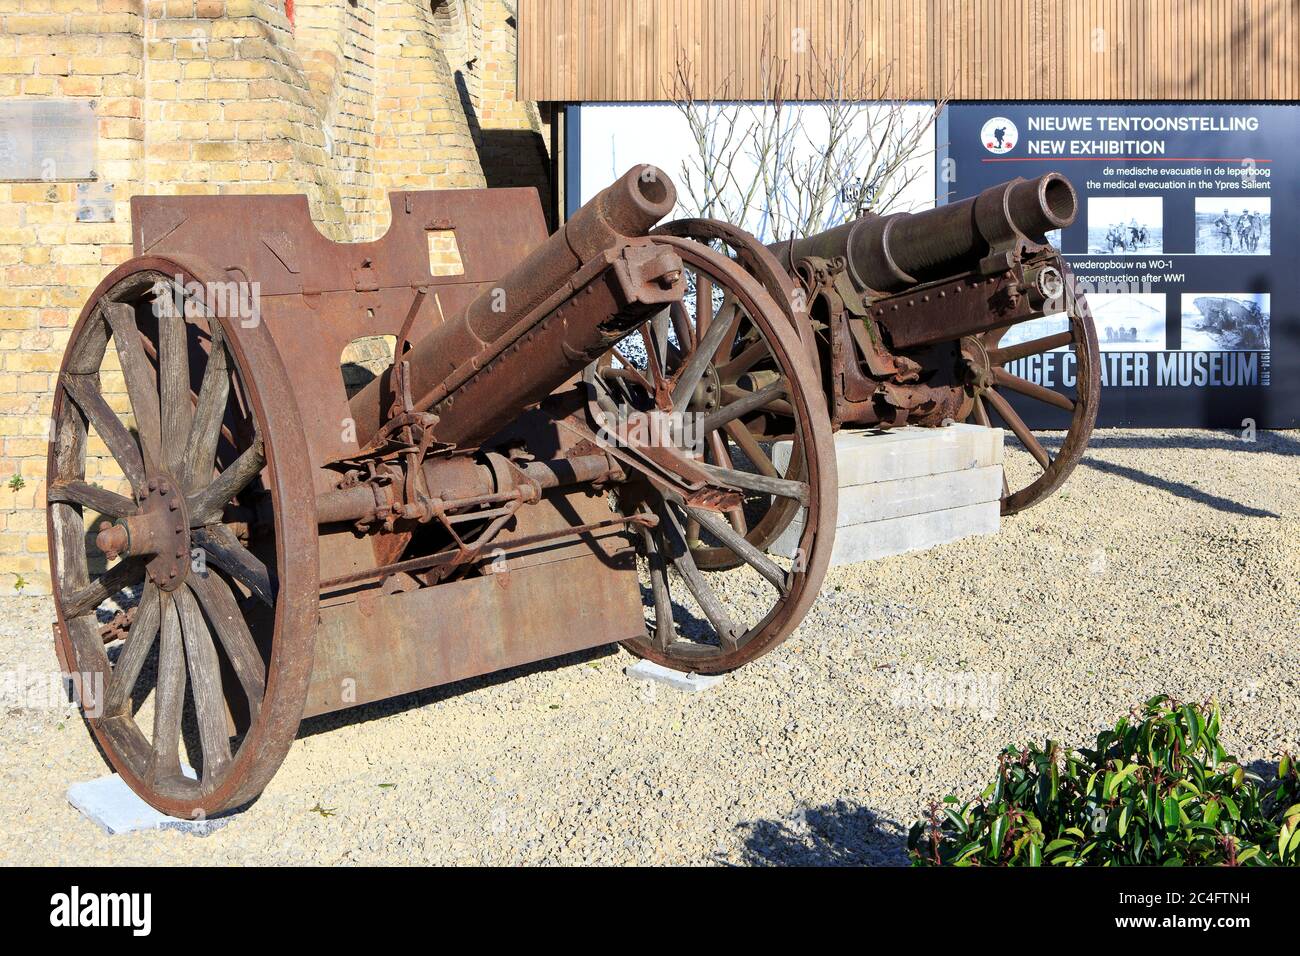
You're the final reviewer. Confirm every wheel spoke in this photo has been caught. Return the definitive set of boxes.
[702,379,787,433]
[987,329,1074,365]
[642,312,670,383]
[991,366,1075,412]
[188,572,265,718]
[103,302,163,474]
[638,521,675,649]
[695,274,713,336]
[656,500,738,649]
[158,309,192,474]
[707,432,747,535]
[697,460,809,504]
[187,435,264,526]
[151,592,186,781]
[722,419,779,478]
[607,345,653,394]
[182,319,230,494]
[64,557,145,618]
[985,388,1051,470]
[62,374,146,495]
[103,581,161,716]
[669,301,695,353]
[192,524,273,605]
[47,479,136,517]
[712,302,744,365]
[686,505,788,594]
[672,298,743,408]
[717,338,768,380]
[175,584,232,780]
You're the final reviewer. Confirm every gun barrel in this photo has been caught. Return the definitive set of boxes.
[349,166,680,448]
[773,172,1077,293]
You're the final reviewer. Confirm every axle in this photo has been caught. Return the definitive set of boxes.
[314,451,624,528]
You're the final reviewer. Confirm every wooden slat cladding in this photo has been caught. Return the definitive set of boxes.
[518,0,1299,101]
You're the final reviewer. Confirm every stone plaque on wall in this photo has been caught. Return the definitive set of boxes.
[0,99,98,182]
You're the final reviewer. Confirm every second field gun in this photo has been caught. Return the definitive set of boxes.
[645,172,1100,551]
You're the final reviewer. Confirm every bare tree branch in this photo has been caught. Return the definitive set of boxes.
[665,9,948,243]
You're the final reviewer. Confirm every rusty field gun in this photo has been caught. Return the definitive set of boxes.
[650,172,1100,543]
[46,166,838,816]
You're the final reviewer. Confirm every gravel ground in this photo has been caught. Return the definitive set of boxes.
[2,428,1297,866]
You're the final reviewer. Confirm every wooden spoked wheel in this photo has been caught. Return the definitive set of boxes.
[597,237,836,673]
[638,219,815,569]
[47,256,317,817]
[961,280,1101,515]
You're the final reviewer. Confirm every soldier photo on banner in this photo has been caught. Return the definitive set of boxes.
[1087,196,1164,254]
[1195,197,1271,255]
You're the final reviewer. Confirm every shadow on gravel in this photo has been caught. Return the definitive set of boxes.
[730,799,911,866]
[295,643,621,739]
[1016,430,1285,518]
[1079,430,1300,455]
[1077,456,1279,518]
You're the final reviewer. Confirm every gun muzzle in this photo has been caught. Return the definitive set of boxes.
[772,172,1078,293]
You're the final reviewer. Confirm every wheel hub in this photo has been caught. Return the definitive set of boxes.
[959,335,993,391]
[94,475,191,591]
[688,362,722,413]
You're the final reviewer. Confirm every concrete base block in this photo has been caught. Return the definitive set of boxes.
[625,659,725,692]
[836,465,1003,525]
[773,423,1003,485]
[770,424,1004,566]
[775,500,1001,564]
[67,768,233,836]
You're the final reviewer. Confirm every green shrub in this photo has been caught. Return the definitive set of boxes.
[908,695,1300,866]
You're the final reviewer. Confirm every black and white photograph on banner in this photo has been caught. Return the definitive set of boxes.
[1195,197,1272,255]
[1089,293,1168,350]
[1086,196,1164,254]
[1180,293,1272,350]
[993,312,1072,350]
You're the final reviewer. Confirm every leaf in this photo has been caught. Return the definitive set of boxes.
[1164,795,1180,829]
[1102,770,1117,800]
[1026,841,1042,866]
[1043,838,1076,854]
[1204,800,1221,827]
[989,816,1008,855]
[1223,794,1240,821]
[1182,704,1200,750]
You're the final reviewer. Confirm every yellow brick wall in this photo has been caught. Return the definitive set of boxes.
[0,0,145,594]
[0,0,551,593]
[474,0,551,197]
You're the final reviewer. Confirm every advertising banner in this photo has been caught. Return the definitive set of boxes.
[941,104,1297,428]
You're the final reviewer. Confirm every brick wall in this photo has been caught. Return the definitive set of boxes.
[0,0,550,593]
